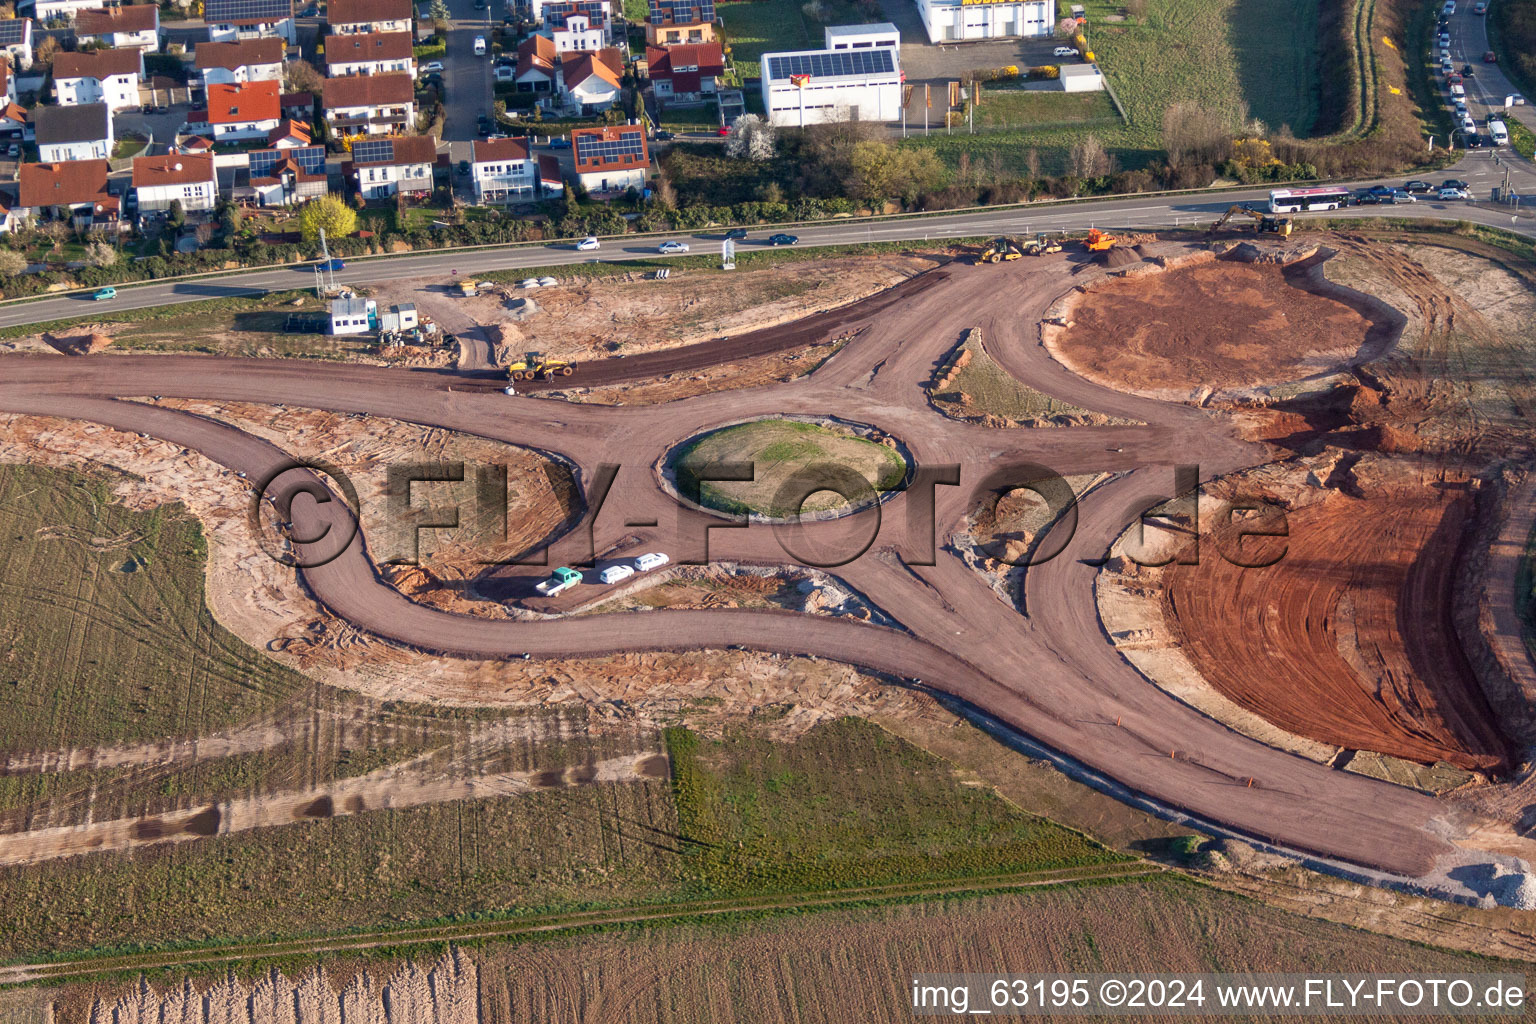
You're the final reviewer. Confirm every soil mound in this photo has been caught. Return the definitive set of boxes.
[42,330,113,355]
[1053,260,1374,395]
[1101,245,1141,268]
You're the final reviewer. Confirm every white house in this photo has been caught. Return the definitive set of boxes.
[30,0,101,24]
[53,47,143,112]
[324,30,415,77]
[469,135,540,203]
[349,133,436,199]
[529,0,611,31]
[195,36,285,87]
[558,48,621,113]
[645,41,723,102]
[914,0,1051,43]
[74,4,159,50]
[327,0,412,34]
[760,44,901,126]
[33,101,112,160]
[0,18,35,70]
[132,152,217,213]
[204,0,295,44]
[514,33,557,91]
[186,79,282,139]
[551,13,603,53]
[322,71,415,135]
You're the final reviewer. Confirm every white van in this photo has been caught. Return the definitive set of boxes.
[1490,119,1510,144]
[473,34,487,55]
[634,552,669,572]
[598,564,635,585]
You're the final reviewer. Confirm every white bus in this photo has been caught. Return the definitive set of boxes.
[1268,186,1353,213]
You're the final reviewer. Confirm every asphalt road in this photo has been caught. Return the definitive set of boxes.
[440,0,496,143]
[6,155,1536,331]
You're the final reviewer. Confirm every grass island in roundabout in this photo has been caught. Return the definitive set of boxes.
[665,417,910,522]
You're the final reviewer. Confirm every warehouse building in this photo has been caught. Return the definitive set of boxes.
[914,0,1051,43]
[759,43,901,127]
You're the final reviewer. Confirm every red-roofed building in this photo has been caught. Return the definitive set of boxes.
[557,47,622,113]
[322,72,415,135]
[326,0,412,34]
[17,159,121,231]
[324,30,415,77]
[74,4,159,49]
[194,37,285,87]
[132,153,217,213]
[186,80,282,139]
[0,100,27,143]
[570,123,647,194]
[470,135,545,203]
[53,47,143,111]
[349,133,436,199]
[267,118,310,147]
[645,41,722,102]
[514,34,557,91]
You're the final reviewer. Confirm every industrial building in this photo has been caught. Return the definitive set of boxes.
[914,0,1052,43]
[759,36,902,127]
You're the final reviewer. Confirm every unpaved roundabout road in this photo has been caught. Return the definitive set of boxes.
[0,252,1474,881]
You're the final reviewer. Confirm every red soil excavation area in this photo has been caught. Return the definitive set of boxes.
[1057,260,1378,392]
[1161,486,1510,772]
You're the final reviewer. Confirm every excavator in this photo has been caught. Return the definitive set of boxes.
[1084,228,1117,251]
[1209,204,1294,237]
[506,351,577,381]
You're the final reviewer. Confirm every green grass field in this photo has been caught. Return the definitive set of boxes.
[718,0,811,79]
[670,418,908,518]
[970,88,1122,131]
[0,464,311,750]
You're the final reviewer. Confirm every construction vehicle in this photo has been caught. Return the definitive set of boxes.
[506,350,576,381]
[979,237,1024,263]
[1084,228,1117,251]
[535,566,582,596]
[456,280,493,297]
[1208,205,1294,238]
[1020,234,1064,256]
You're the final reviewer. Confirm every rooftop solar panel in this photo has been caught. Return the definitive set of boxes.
[765,47,894,81]
[249,144,326,176]
[574,130,643,163]
[350,138,395,163]
[0,19,28,44]
[204,0,290,23]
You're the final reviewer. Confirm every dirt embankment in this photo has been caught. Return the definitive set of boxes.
[1154,455,1508,774]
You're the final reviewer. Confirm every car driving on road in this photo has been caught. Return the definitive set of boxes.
[92,287,116,301]
[1403,180,1433,193]
[576,236,600,251]
[1438,186,1471,200]
[767,233,799,246]
[724,228,748,240]
[657,240,690,254]
[1389,190,1416,203]
[422,60,444,72]
[317,258,345,271]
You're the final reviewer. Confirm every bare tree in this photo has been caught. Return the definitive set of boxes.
[1069,134,1113,178]
[1024,147,1041,179]
[652,172,677,209]
[283,59,324,95]
[0,249,25,275]
[84,240,118,267]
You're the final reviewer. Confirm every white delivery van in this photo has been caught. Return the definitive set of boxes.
[473,34,487,55]
[1490,119,1510,144]
[634,552,669,572]
[599,564,635,585]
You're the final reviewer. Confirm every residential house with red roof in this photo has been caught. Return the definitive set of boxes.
[557,46,622,113]
[74,4,159,50]
[195,37,285,88]
[323,30,415,78]
[645,41,722,103]
[53,47,143,112]
[326,0,412,34]
[322,72,415,135]
[514,33,556,92]
[132,152,217,213]
[187,79,281,139]
[570,123,647,194]
[348,134,436,199]
[17,158,120,231]
[469,136,545,204]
